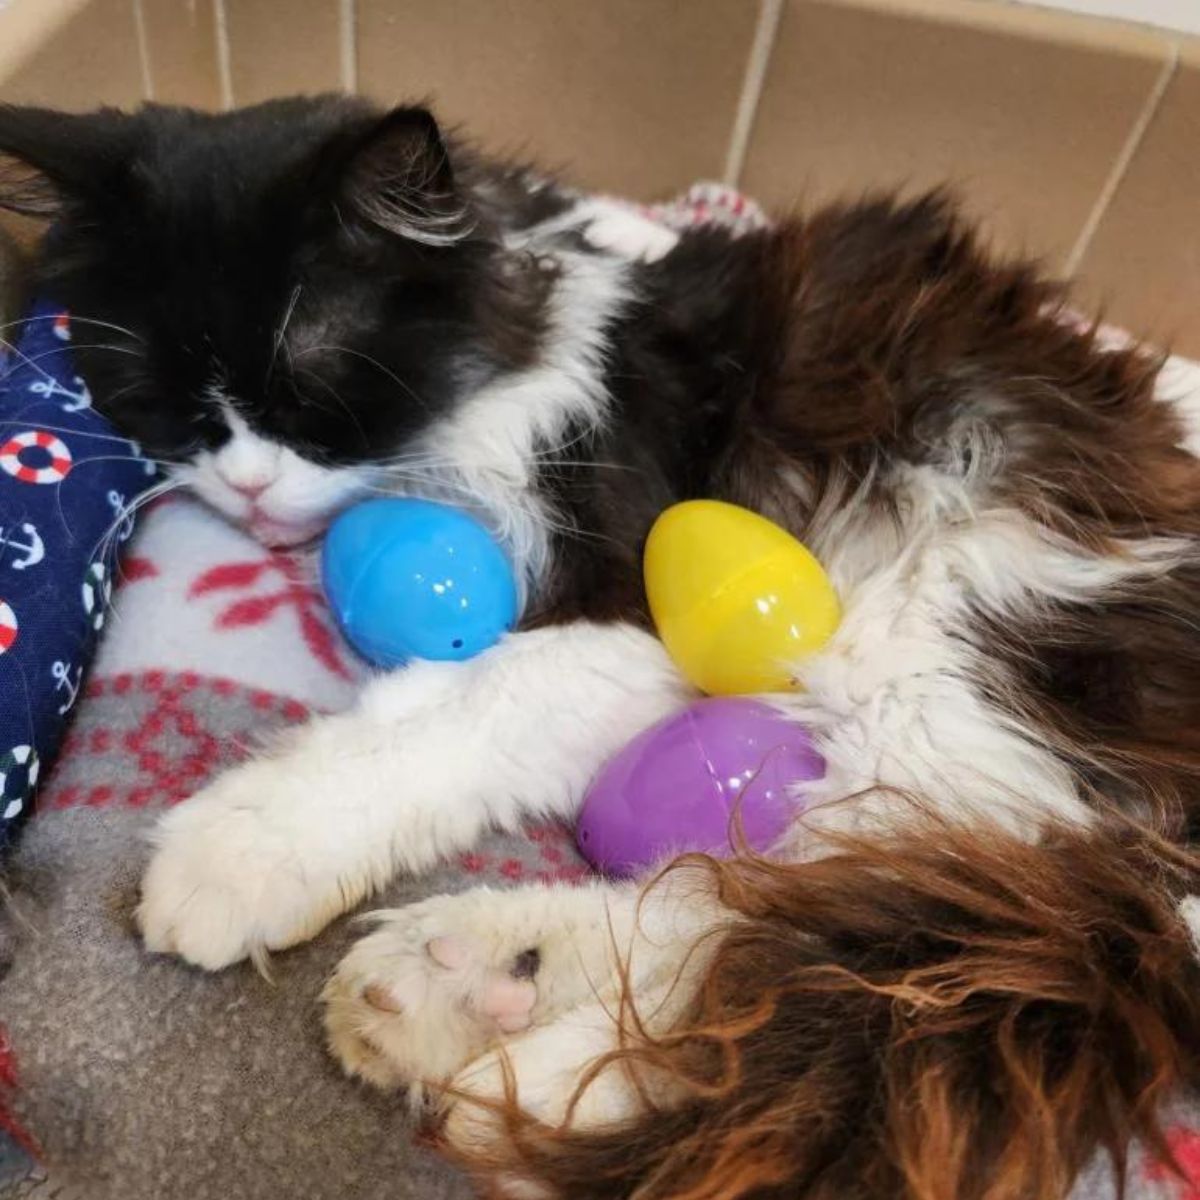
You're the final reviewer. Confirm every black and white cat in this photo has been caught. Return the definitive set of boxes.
[3,96,1200,1196]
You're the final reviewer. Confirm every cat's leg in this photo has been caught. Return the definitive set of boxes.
[322,868,723,1106]
[137,622,687,970]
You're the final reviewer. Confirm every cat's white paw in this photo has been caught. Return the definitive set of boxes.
[137,758,348,970]
[581,202,680,262]
[323,893,544,1101]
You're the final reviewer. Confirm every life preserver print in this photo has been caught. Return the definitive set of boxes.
[0,743,38,821]
[0,429,73,484]
[82,561,111,630]
[0,599,16,654]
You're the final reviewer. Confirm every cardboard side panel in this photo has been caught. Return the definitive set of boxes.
[739,0,1170,269]
[224,0,344,106]
[1075,48,1200,356]
[140,0,222,109]
[356,0,759,200]
[0,0,143,110]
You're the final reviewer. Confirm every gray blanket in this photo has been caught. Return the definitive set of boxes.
[0,672,586,1198]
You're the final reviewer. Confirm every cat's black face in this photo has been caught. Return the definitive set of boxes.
[0,96,543,543]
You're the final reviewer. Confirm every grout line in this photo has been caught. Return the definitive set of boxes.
[132,0,154,101]
[722,0,785,187]
[339,0,358,93]
[213,0,235,112]
[1063,41,1179,278]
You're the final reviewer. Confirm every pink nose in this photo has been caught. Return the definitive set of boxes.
[228,479,269,499]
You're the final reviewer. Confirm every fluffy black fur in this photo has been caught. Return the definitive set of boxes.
[0,96,564,464]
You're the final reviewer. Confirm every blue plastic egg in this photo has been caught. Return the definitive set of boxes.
[321,498,519,668]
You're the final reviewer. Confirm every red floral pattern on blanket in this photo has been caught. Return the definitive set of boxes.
[50,672,309,809]
[90,497,368,714]
[188,556,354,681]
[41,667,589,888]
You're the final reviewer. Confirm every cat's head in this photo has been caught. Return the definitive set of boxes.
[0,96,548,545]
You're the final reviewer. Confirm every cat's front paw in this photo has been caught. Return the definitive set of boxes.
[137,759,348,970]
[322,893,542,1103]
[582,202,680,262]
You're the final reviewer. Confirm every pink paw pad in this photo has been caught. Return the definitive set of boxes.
[362,982,405,1014]
[423,935,539,1033]
[426,934,473,971]
[479,976,538,1033]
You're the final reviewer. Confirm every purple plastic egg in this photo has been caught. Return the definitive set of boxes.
[576,698,825,877]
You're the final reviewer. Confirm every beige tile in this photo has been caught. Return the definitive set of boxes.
[356,0,759,200]
[0,0,143,110]
[140,0,222,108]
[740,0,1171,269]
[1074,53,1200,356]
[224,0,343,107]
[828,0,1171,58]
[0,0,92,83]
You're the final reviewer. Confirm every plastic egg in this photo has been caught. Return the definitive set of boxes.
[321,498,518,668]
[576,697,825,877]
[643,500,840,694]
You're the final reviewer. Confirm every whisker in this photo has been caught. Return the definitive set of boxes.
[536,458,641,474]
[267,285,303,388]
[66,453,165,473]
[0,417,168,459]
[0,314,145,343]
[295,344,433,413]
[292,366,370,449]
[14,341,141,371]
[0,335,58,385]
[87,478,180,573]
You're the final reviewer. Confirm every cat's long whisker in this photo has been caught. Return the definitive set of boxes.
[0,417,169,458]
[359,471,618,550]
[91,379,152,408]
[0,335,59,386]
[15,341,142,371]
[368,448,475,471]
[296,344,433,413]
[51,454,164,545]
[87,478,181,575]
[267,285,304,388]
[0,314,145,344]
[64,453,166,472]
[536,458,641,474]
[292,366,370,448]
[96,481,185,627]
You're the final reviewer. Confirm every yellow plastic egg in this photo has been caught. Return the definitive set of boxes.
[643,500,840,695]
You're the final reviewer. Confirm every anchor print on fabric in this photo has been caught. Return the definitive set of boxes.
[27,373,92,413]
[107,491,136,543]
[0,522,44,571]
[51,660,82,716]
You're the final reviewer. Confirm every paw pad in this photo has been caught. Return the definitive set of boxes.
[363,982,405,1013]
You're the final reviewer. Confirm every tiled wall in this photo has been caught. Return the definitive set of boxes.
[2,0,1199,354]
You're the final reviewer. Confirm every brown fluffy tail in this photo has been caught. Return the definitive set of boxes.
[459,816,1200,1200]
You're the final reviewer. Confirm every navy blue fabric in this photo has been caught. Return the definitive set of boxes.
[0,302,155,853]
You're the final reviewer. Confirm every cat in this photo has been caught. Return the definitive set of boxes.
[3,95,1200,1200]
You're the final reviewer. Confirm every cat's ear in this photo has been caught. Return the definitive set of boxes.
[0,104,134,217]
[335,106,472,246]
